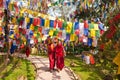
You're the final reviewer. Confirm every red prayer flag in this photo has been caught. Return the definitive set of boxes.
[33,18,38,26]
[84,20,89,28]
[58,20,63,28]
[14,2,19,13]
[54,20,57,28]
[33,18,41,26]
[0,0,3,8]
[38,27,42,32]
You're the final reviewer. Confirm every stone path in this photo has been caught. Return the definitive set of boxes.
[18,54,76,80]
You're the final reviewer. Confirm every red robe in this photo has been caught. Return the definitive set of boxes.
[48,44,55,70]
[55,44,64,70]
[90,55,95,65]
[26,47,30,57]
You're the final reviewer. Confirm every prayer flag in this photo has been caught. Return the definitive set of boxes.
[58,20,63,28]
[70,34,75,41]
[89,23,94,30]
[45,19,50,28]
[50,20,54,28]
[30,24,34,31]
[33,18,38,26]
[113,52,120,66]
[40,18,45,26]
[99,23,104,30]
[54,20,58,28]
[88,38,92,46]
[53,29,58,36]
[79,23,84,36]
[62,21,67,29]
[84,28,89,36]
[96,30,100,38]
[49,29,54,36]
[90,29,95,37]
[14,2,19,13]
[119,0,120,5]
[74,22,79,30]
[84,20,89,28]
[0,0,3,8]
[34,26,38,31]
[66,22,73,33]
[66,33,70,41]
[94,24,99,30]
[25,17,30,23]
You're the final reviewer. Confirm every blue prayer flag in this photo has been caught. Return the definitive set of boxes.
[50,20,54,28]
[40,18,45,26]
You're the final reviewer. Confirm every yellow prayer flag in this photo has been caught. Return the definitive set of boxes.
[22,36,26,42]
[113,52,120,66]
[24,41,26,45]
[13,25,18,29]
[94,24,99,30]
[34,33,37,37]
[38,2,41,7]
[25,17,30,23]
[70,34,75,41]
[90,29,95,37]
[118,0,120,5]
[30,24,34,30]
[49,30,53,36]
[28,10,33,14]
[14,29,19,34]
[117,66,120,74]
[10,34,14,39]
[12,18,17,24]
[0,32,2,35]
[66,22,72,33]
[45,19,50,28]
[8,3,13,11]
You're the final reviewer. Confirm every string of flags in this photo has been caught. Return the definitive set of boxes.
[0,0,107,47]
[0,12,104,47]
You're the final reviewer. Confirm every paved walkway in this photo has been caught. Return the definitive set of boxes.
[18,54,75,80]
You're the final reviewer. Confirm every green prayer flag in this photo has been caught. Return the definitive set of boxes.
[62,21,67,29]
[70,25,74,34]
[17,17,23,24]
[89,23,94,30]
[96,30,100,38]
[34,26,38,31]
[53,30,59,36]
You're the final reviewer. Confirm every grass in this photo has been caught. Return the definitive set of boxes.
[0,56,36,80]
[65,54,102,80]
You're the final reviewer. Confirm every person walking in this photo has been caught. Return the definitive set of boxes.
[54,39,66,72]
[47,38,55,72]
[25,45,31,57]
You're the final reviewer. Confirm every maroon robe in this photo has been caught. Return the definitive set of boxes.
[55,44,64,70]
[26,46,30,57]
[48,44,55,70]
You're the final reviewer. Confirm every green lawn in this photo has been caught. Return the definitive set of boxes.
[65,55,102,80]
[0,56,36,80]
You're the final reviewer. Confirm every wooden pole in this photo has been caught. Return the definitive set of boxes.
[4,9,9,65]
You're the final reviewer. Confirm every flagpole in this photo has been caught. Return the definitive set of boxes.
[4,8,9,65]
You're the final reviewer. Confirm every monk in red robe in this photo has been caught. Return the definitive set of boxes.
[26,45,31,57]
[47,39,55,72]
[54,39,65,72]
